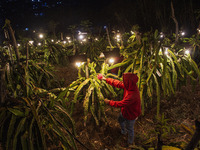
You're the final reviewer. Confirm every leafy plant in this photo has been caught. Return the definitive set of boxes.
[0,20,78,149]
[0,89,77,150]
[68,62,119,125]
[154,113,176,144]
[109,30,200,117]
[143,114,176,149]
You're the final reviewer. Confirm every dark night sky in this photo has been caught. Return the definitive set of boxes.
[0,0,200,37]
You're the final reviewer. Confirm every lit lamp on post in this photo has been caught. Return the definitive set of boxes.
[75,61,84,78]
[70,54,87,78]
[38,33,44,46]
[78,31,87,44]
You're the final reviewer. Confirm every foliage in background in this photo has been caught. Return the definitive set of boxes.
[109,30,200,117]
[0,20,78,149]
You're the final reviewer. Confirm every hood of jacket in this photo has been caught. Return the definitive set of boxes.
[123,73,138,91]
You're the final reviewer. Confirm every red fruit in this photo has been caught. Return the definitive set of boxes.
[97,74,103,80]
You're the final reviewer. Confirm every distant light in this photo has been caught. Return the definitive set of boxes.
[95,38,98,41]
[108,58,115,64]
[66,37,70,40]
[39,34,44,38]
[29,41,34,45]
[131,31,134,34]
[79,35,84,40]
[33,30,36,33]
[160,32,164,38]
[63,41,66,44]
[164,51,168,55]
[75,62,84,67]
[17,44,20,47]
[185,50,190,55]
[25,28,29,31]
[104,26,107,29]
[82,39,87,42]
[99,52,105,58]
[38,43,41,46]
[115,34,121,42]
[68,40,72,43]
[180,31,185,36]
[51,39,54,42]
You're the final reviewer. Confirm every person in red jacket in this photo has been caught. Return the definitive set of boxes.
[98,72,141,147]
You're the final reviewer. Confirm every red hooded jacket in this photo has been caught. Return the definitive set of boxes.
[106,73,141,120]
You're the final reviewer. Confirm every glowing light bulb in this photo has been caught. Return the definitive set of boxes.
[82,39,87,42]
[29,41,34,45]
[116,34,120,38]
[160,32,164,38]
[185,50,190,55]
[181,32,185,36]
[75,62,84,67]
[39,34,44,38]
[79,35,84,40]
[108,58,115,64]
[76,62,81,67]
[99,52,105,58]
[38,43,41,46]
[131,31,134,34]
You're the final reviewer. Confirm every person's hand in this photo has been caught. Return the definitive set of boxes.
[104,99,110,104]
[102,76,106,80]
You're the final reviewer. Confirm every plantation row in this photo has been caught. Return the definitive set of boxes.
[0,20,200,149]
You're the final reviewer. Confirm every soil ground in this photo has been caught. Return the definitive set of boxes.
[54,65,200,150]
